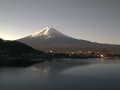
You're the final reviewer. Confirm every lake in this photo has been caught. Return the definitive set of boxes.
[0,58,120,90]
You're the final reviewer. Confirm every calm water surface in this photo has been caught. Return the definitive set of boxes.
[0,58,120,90]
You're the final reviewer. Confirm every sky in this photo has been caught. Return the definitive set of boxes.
[0,0,120,44]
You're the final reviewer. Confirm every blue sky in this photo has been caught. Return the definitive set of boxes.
[0,0,120,44]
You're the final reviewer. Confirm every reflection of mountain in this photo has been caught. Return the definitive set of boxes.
[18,27,120,54]
[31,59,91,74]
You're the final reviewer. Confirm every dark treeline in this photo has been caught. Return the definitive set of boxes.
[0,38,43,55]
[0,38,47,66]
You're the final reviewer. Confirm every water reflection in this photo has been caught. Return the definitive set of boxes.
[31,59,92,74]
[100,58,104,63]
[0,58,120,90]
[31,62,50,73]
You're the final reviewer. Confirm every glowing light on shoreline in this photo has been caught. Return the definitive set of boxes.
[100,54,104,58]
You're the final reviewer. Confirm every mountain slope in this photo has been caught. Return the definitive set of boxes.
[18,27,120,54]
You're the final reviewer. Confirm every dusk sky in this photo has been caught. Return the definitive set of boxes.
[0,0,120,44]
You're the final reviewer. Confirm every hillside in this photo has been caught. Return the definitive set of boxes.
[0,38,45,66]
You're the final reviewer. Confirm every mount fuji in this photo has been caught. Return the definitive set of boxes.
[18,27,120,53]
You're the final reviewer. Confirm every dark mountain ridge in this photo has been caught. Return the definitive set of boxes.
[0,38,45,66]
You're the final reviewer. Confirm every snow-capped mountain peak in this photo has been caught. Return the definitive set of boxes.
[31,27,50,37]
[18,27,120,53]
[31,27,66,38]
